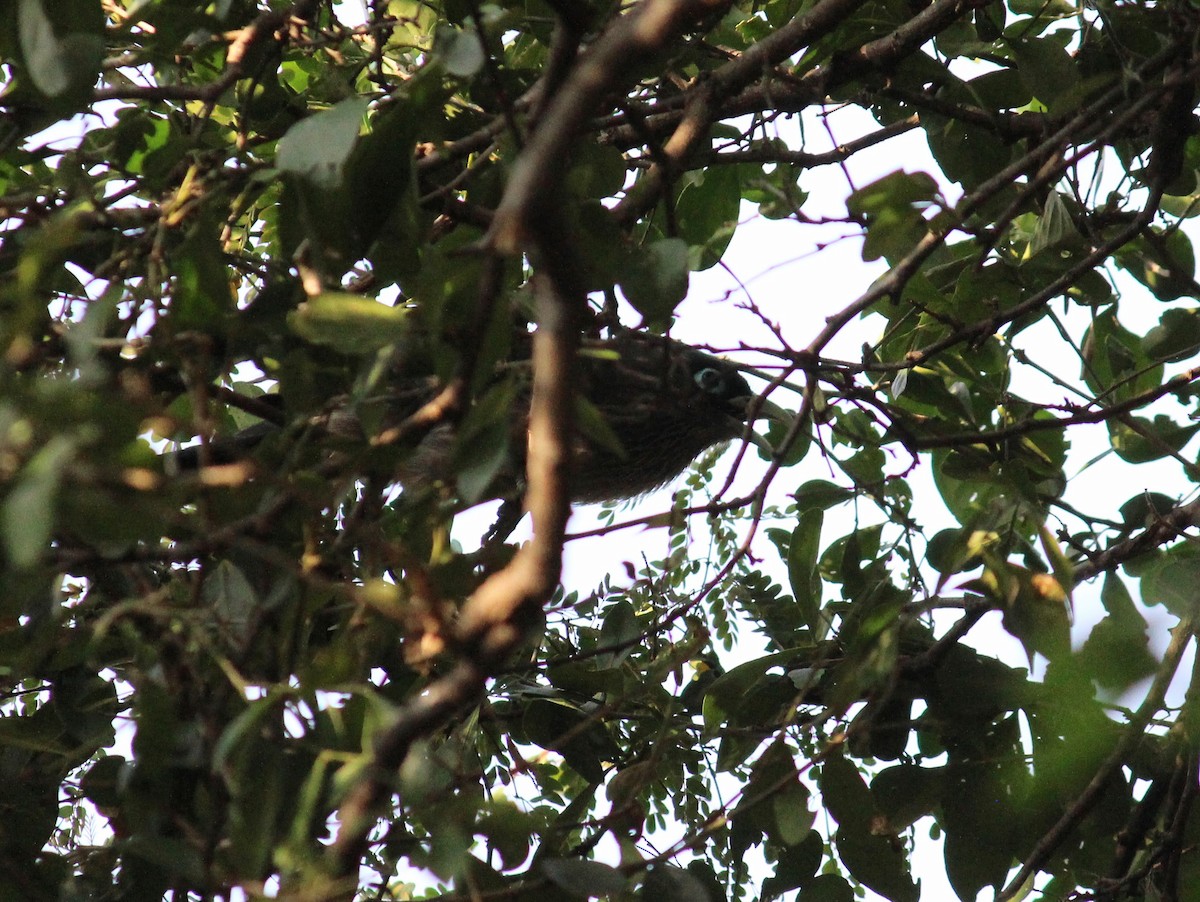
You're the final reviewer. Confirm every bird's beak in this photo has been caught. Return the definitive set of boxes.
[744,397,791,425]
[734,396,792,455]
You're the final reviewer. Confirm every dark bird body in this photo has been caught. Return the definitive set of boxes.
[172,332,780,505]
[567,334,769,502]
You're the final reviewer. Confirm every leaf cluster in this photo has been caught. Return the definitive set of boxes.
[4,1,1200,900]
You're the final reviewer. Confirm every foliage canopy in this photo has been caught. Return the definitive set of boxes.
[3,0,1200,900]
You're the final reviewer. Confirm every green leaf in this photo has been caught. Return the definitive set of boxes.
[0,709,68,754]
[567,143,628,199]
[1010,33,1080,113]
[1078,612,1156,692]
[847,171,939,264]
[772,786,815,847]
[834,821,919,902]
[1029,191,1081,257]
[474,802,535,872]
[640,863,715,901]
[1108,415,1200,464]
[703,652,793,738]
[1144,307,1200,363]
[1066,268,1114,307]
[1141,545,1200,616]
[573,201,631,292]
[172,217,234,331]
[1119,492,1175,529]
[849,692,913,762]
[213,693,285,771]
[542,859,627,897]
[347,94,426,271]
[618,238,690,324]
[3,434,75,568]
[942,763,1017,900]
[796,873,854,902]
[1116,230,1197,302]
[786,510,824,631]
[278,97,371,189]
[794,479,853,512]
[742,157,808,219]
[926,118,1013,191]
[436,26,484,77]
[522,697,618,784]
[761,831,824,899]
[925,527,981,579]
[204,561,260,649]
[761,415,811,466]
[18,0,69,97]
[1081,309,1163,404]
[674,166,742,270]
[819,754,874,830]
[597,600,640,667]
[738,739,812,846]
[872,765,942,829]
[288,293,412,353]
[17,0,102,105]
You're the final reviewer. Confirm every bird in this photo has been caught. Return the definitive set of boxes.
[169,331,785,506]
[565,332,780,502]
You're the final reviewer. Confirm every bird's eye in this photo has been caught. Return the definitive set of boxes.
[694,367,727,395]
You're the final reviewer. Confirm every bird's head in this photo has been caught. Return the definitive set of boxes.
[569,334,788,502]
